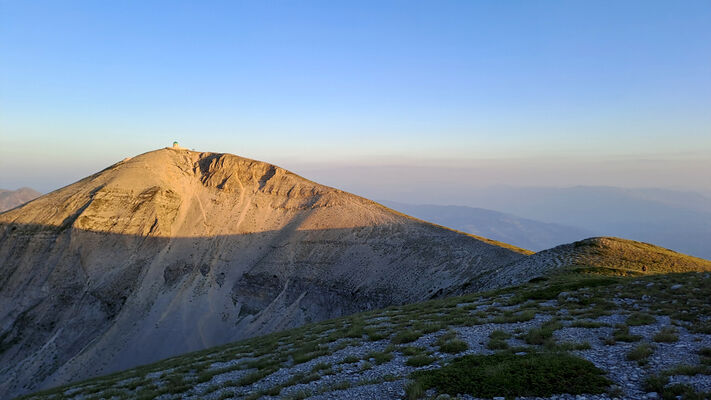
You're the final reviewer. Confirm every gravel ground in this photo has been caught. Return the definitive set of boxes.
[176,314,711,400]
[49,275,711,400]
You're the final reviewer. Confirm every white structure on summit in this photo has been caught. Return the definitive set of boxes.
[171,141,187,150]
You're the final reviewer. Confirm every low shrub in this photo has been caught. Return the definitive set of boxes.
[626,343,654,366]
[411,352,610,398]
[406,354,436,367]
[653,327,679,343]
[626,312,656,326]
[392,330,423,344]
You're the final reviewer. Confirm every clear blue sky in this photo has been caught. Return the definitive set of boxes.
[1,0,710,194]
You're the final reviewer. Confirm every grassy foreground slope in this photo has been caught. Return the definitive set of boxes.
[19,266,711,400]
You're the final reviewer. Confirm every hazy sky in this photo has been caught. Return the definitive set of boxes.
[1,1,710,195]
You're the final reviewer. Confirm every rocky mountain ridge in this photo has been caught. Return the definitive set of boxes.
[0,148,527,398]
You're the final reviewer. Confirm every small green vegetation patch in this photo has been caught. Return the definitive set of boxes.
[405,381,425,400]
[406,354,437,367]
[570,320,609,328]
[391,330,423,344]
[364,328,389,341]
[339,355,359,364]
[627,343,654,366]
[486,339,509,350]
[653,327,679,343]
[491,309,536,324]
[644,374,710,399]
[411,352,611,398]
[523,319,562,346]
[612,325,642,342]
[439,339,468,354]
[400,346,427,356]
[489,330,512,340]
[364,350,393,365]
[626,312,656,326]
[508,277,616,304]
[435,330,469,354]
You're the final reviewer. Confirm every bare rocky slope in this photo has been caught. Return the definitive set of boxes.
[0,148,529,398]
[0,187,41,212]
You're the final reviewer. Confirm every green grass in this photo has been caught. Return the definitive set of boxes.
[339,355,359,364]
[507,276,617,304]
[411,352,611,398]
[364,328,389,341]
[489,330,512,340]
[435,331,469,354]
[400,346,427,356]
[364,350,393,365]
[291,342,329,364]
[612,325,642,342]
[626,312,656,326]
[285,371,321,386]
[391,330,423,344]
[405,354,437,367]
[553,341,592,351]
[439,339,468,354]
[486,339,509,350]
[237,367,278,386]
[644,374,711,399]
[627,343,654,366]
[311,362,331,372]
[405,380,425,400]
[663,364,708,376]
[653,327,679,343]
[570,320,609,328]
[284,388,313,400]
[522,319,562,346]
[491,309,536,323]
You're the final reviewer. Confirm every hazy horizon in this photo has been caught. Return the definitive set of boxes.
[2,1,710,195]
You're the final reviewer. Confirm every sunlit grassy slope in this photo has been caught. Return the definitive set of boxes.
[555,237,711,275]
[454,236,711,294]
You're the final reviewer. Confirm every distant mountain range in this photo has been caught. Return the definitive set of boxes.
[452,186,711,260]
[377,186,711,259]
[380,201,593,252]
[0,187,41,212]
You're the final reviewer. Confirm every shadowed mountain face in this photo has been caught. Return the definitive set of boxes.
[0,187,41,212]
[0,148,528,398]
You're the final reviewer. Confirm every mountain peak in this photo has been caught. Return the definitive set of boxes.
[0,148,527,397]
[0,148,403,237]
